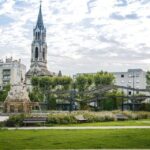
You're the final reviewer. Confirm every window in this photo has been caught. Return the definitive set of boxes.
[42,32,45,40]
[43,48,45,60]
[121,80,124,83]
[3,75,10,80]
[35,47,38,59]
[38,32,40,40]
[3,81,9,85]
[36,32,38,40]
[128,80,132,83]
[121,74,124,78]
[128,74,132,77]
[128,91,132,95]
[136,91,139,94]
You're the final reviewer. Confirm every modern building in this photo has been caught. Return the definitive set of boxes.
[0,57,26,90]
[74,69,148,110]
[26,3,54,84]
[112,69,147,95]
[74,69,147,95]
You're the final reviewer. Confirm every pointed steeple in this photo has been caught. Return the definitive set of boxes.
[36,3,44,30]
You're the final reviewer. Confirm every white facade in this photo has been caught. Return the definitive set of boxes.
[112,69,147,95]
[74,68,147,95]
[0,57,26,89]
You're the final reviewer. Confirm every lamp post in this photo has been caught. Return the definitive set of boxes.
[121,87,124,111]
[69,81,76,112]
[132,72,135,111]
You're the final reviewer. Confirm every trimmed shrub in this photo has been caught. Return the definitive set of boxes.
[47,111,116,124]
[117,111,150,120]
[47,113,77,124]
[5,114,25,127]
[83,111,115,122]
[2,111,150,126]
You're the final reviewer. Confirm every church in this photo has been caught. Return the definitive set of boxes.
[26,3,55,83]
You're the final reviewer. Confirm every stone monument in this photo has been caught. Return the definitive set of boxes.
[3,82,39,113]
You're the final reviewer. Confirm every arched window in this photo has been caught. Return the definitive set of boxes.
[35,32,37,40]
[38,32,40,40]
[35,47,38,59]
[43,48,45,60]
[42,32,45,40]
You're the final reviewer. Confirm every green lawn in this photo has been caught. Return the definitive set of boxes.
[0,129,150,149]
[49,119,150,127]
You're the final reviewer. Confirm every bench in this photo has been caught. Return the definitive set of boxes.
[75,115,87,123]
[115,114,128,121]
[23,117,47,126]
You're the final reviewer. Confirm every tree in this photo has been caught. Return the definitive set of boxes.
[75,72,115,110]
[0,84,11,102]
[146,71,150,88]
[30,76,72,110]
[30,72,115,111]
[75,75,88,92]
[94,72,114,87]
[102,90,122,110]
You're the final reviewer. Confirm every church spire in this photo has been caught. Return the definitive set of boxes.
[36,2,44,30]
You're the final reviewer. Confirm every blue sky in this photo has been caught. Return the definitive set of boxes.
[0,0,150,75]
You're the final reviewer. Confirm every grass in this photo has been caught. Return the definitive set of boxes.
[0,129,150,149]
[47,119,150,127]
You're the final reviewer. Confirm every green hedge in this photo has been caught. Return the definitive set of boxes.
[5,114,25,127]
[3,111,150,127]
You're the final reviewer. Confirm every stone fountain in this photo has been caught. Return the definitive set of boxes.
[3,82,39,113]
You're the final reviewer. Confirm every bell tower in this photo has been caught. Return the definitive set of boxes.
[31,3,47,68]
[26,3,53,80]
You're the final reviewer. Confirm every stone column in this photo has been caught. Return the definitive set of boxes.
[7,104,10,113]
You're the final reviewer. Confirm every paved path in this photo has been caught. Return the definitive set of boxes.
[3,126,150,130]
[0,116,9,122]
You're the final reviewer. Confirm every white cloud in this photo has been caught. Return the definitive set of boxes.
[0,0,150,75]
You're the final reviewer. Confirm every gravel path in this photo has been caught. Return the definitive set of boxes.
[4,126,150,130]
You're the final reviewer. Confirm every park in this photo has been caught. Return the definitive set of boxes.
[0,72,150,149]
[0,0,150,149]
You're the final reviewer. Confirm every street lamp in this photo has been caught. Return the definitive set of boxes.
[69,81,76,112]
[131,72,135,111]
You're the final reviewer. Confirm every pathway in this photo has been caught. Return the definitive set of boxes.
[4,126,150,130]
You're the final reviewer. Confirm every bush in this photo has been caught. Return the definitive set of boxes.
[0,122,5,128]
[5,114,25,127]
[47,111,116,124]
[83,111,115,122]
[2,111,150,126]
[118,111,150,120]
[47,113,77,124]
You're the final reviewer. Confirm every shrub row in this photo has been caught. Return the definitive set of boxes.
[2,111,150,127]
[121,111,150,120]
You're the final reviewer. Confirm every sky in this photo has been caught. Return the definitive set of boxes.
[0,0,150,75]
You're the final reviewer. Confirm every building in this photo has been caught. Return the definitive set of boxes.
[0,57,26,90]
[26,3,54,84]
[113,69,149,110]
[74,69,148,110]
[74,69,147,95]
[113,69,147,95]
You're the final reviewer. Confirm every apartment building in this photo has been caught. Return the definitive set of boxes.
[0,57,26,89]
